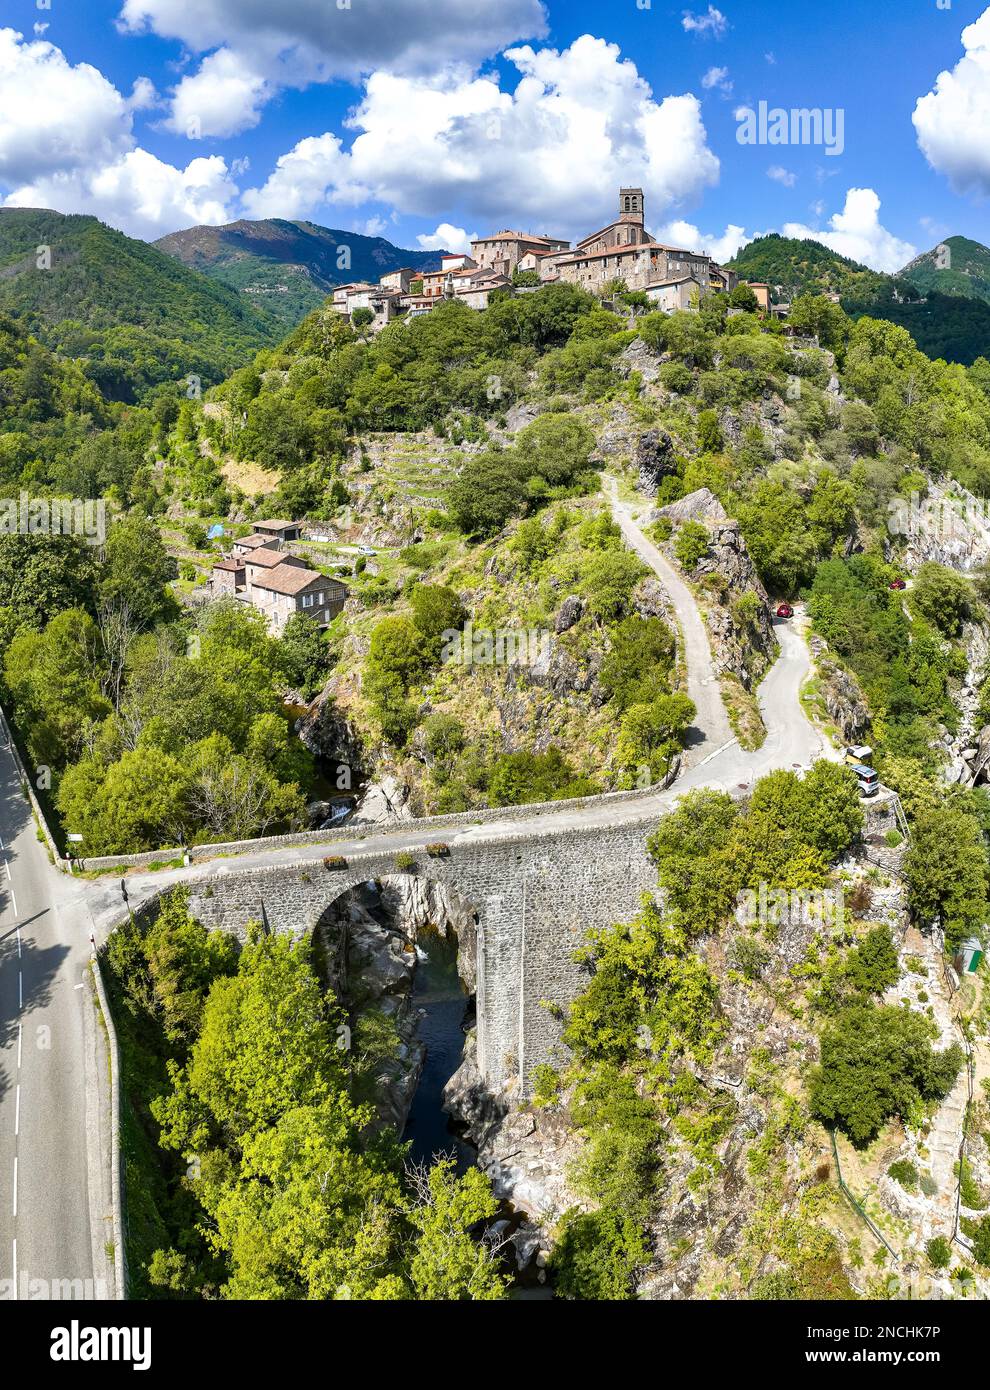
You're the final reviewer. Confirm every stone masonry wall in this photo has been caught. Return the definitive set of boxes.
[128,820,658,1095]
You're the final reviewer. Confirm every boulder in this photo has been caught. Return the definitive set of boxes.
[655,487,728,526]
[351,774,413,826]
[554,594,585,634]
[636,428,678,495]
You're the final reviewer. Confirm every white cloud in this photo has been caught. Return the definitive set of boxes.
[0,28,236,238]
[166,49,271,138]
[360,215,388,238]
[656,219,752,264]
[241,132,361,218]
[243,36,720,235]
[701,65,732,93]
[119,0,549,136]
[767,165,797,188]
[6,150,238,241]
[912,7,990,196]
[682,7,729,39]
[0,28,133,183]
[417,223,476,254]
[782,187,916,273]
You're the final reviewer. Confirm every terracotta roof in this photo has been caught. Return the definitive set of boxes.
[471,231,569,246]
[235,533,270,549]
[213,559,244,572]
[646,275,702,289]
[253,564,343,596]
[245,547,303,570]
[255,519,298,532]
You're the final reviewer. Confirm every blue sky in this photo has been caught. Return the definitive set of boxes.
[1,0,989,268]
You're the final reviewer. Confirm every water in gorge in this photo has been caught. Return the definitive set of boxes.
[401,926,475,1170]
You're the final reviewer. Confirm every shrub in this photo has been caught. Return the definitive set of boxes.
[926,1236,952,1270]
[531,1064,561,1107]
[322,855,348,870]
[674,520,710,571]
[426,842,450,858]
[887,1159,919,1191]
[394,851,416,872]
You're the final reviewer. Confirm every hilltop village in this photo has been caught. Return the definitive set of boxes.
[331,187,774,332]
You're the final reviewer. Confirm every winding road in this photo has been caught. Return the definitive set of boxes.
[1,479,839,1299]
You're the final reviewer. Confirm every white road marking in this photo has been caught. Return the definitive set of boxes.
[11,1239,15,1300]
[14,1084,18,1137]
[12,1157,16,1216]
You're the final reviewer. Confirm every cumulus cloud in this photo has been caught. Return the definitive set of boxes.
[243,36,720,235]
[782,187,915,273]
[166,49,272,138]
[6,150,238,241]
[0,27,134,183]
[0,28,236,237]
[767,165,797,188]
[417,223,477,254]
[912,6,990,196]
[119,0,549,136]
[682,7,729,39]
[656,218,752,263]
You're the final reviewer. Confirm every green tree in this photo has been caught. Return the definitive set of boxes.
[407,1159,506,1301]
[905,804,990,951]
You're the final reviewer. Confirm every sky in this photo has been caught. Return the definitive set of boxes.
[1,0,989,269]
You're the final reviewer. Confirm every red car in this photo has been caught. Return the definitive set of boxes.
[776,603,793,619]
[889,578,906,591]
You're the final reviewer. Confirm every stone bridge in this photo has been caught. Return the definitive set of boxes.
[116,815,659,1094]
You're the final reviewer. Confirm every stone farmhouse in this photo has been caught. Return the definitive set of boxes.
[331,187,742,331]
[209,526,348,636]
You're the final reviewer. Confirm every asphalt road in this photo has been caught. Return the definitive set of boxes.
[0,720,112,1301]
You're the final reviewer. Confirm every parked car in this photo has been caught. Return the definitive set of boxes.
[852,764,880,797]
[889,578,906,590]
[358,545,377,556]
[776,603,793,619]
[844,745,874,766]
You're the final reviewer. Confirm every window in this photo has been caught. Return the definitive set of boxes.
[301,593,315,608]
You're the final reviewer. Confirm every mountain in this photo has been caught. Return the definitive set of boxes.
[0,208,282,402]
[154,218,444,326]
[899,235,990,304]
[728,233,990,366]
[726,233,898,302]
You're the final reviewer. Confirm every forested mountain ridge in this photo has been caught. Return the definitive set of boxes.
[728,233,990,366]
[154,218,444,327]
[901,235,990,304]
[0,208,283,402]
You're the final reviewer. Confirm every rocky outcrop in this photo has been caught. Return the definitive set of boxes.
[444,1034,582,1228]
[378,875,479,993]
[636,428,678,496]
[554,594,585,634]
[654,487,727,527]
[633,575,674,622]
[654,492,777,687]
[351,775,414,827]
[618,337,663,384]
[817,653,870,742]
[318,890,425,1133]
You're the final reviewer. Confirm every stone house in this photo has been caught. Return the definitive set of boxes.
[254,519,303,544]
[211,557,245,594]
[470,230,570,278]
[232,533,276,558]
[379,268,417,293]
[645,275,704,312]
[243,547,307,592]
[249,566,349,635]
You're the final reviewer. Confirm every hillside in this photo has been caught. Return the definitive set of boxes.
[901,235,990,303]
[0,208,282,401]
[728,233,990,365]
[727,233,897,302]
[154,218,444,327]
